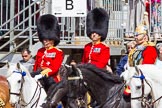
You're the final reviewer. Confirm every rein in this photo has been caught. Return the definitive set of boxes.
[151,96,162,106]
[97,82,126,108]
[68,68,83,80]
[21,81,42,108]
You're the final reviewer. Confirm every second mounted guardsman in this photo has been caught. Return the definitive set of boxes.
[33,14,64,92]
[82,8,112,72]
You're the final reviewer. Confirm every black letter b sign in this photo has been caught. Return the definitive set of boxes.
[66,0,73,10]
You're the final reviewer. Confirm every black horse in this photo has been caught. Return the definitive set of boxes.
[69,63,131,108]
[43,63,131,108]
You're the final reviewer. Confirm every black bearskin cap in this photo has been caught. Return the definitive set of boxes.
[37,14,60,46]
[86,8,109,41]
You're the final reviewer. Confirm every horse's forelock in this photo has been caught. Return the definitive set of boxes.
[122,67,137,84]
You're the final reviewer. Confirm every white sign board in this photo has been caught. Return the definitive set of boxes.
[52,0,87,17]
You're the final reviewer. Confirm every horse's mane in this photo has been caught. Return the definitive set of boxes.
[124,65,162,85]
[138,65,162,85]
[77,63,123,83]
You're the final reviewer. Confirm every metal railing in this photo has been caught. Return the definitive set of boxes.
[1,0,162,62]
[0,0,126,48]
[0,0,130,61]
[0,0,46,61]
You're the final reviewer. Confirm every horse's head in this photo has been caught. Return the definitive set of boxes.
[120,66,136,85]
[121,65,153,108]
[7,63,27,105]
[64,64,87,99]
[64,64,85,94]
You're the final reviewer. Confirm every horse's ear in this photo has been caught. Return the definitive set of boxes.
[71,64,78,76]
[17,63,20,69]
[6,62,9,68]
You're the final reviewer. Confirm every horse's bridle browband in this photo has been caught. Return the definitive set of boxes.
[68,68,83,80]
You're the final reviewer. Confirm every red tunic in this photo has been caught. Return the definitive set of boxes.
[33,47,64,83]
[129,45,157,66]
[82,42,110,69]
[142,46,157,64]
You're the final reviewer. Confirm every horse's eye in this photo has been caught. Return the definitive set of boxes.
[136,86,141,90]
[18,80,21,83]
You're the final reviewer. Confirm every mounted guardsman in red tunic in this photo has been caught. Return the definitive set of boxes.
[33,14,64,84]
[82,8,111,70]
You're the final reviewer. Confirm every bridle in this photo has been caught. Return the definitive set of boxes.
[9,70,43,108]
[10,70,25,98]
[131,66,154,108]
[67,66,87,108]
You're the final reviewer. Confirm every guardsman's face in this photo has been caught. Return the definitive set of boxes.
[42,39,54,48]
[134,34,146,45]
[90,33,101,42]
